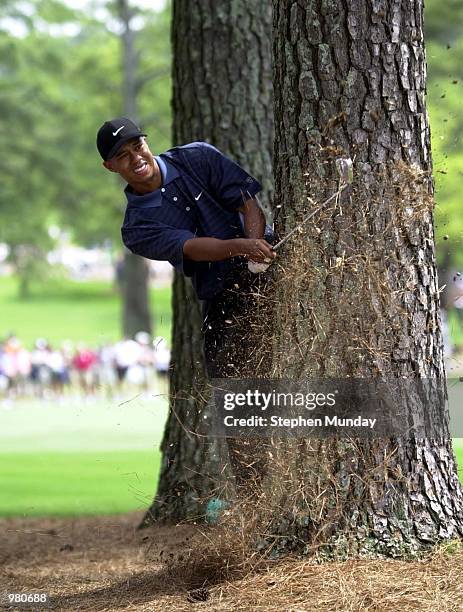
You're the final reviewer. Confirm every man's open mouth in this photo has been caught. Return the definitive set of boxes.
[133,161,149,175]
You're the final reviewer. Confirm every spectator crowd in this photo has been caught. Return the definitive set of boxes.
[0,333,171,399]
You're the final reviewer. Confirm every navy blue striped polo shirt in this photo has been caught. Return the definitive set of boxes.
[121,141,270,300]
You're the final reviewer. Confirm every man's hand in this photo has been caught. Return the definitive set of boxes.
[237,194,276,272]
[236,238,276,263]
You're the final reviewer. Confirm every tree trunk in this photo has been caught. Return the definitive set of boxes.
[258,0,463,558]
[120,250,152,337]
[118,0,152,338]
[141,0,273,524]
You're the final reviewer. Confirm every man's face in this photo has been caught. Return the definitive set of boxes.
[103,137,160,193]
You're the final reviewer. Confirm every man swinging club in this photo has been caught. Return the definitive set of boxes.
[97,117,275,493]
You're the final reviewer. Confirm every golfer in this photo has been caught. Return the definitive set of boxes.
[96,117,276,378]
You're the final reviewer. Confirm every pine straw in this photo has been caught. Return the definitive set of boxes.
[1,512,462,611]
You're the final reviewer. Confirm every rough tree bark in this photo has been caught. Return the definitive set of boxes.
[257,0,463,558]
[118,0,152,338]
[141,0,273,524]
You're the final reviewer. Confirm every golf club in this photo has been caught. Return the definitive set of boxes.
[248,157,353,273]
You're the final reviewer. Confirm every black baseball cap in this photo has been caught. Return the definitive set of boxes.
[96,117,147,161]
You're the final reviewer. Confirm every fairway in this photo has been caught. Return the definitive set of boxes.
[0,450,160,516]
[0,394,168,517]
[0,393,168,452]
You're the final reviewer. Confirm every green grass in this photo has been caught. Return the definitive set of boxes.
[0,395,168,517]
[0,394,169,453]
[0,275,172,346]
[0,450,160,517]
[454,439,463,478]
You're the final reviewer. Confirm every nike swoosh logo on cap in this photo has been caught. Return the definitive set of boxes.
[112,125,125,136]
[194,191,203,200]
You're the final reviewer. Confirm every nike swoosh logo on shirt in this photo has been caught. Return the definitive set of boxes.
[112,126,125,136]
[194,191,203,200]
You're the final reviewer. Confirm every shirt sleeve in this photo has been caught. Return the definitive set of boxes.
[200,142,263,211]
[121,215,196,277]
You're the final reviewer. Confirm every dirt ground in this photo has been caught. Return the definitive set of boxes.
[1,512,463,612]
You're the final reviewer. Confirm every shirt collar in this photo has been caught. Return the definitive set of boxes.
[156,155,180,184]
